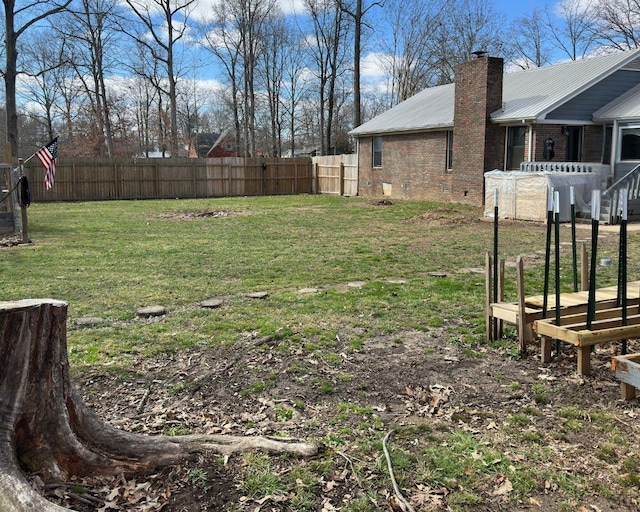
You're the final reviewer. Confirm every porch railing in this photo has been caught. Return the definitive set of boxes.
[519,162,610,175]
[602,163,640,224]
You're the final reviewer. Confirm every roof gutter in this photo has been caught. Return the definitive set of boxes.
[349,123,455,137]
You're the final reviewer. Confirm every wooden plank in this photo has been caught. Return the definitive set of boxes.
[534,321,580,344]
[562,312,640,333]
[534,303,640,326]
[535,315,640,346]
[613,354,640,400]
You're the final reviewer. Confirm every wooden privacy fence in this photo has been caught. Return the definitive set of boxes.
[22,157,315,202]
[312,154,358,196]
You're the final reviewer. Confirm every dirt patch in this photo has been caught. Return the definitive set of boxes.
[408,207,483,228]
[55,329,640,511]
[155,210,232,221]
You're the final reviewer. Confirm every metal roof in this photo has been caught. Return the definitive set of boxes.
[349,84,454,136]
[350,49,640,137]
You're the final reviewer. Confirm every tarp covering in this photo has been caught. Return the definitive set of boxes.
[484,170,602,221]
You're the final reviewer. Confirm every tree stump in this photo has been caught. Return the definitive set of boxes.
[0,299,317,511]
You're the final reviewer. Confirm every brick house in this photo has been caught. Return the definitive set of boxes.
[189,131,236,158]
[350,49,640,211]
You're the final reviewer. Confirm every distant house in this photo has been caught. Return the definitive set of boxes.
[189,131,236,158]
[350,49,640,216]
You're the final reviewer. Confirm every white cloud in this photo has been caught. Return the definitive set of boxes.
[192,0,304,22]
[279,0,307,15]
[361,52,388,79]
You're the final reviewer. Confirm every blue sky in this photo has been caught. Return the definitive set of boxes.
[493,0,558,21]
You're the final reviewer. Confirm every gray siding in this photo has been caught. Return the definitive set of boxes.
[547,70,640,121]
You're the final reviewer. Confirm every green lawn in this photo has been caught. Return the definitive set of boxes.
[3,195,640,511]
[1,195,630,368]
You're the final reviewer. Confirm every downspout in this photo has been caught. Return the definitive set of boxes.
[503,132,508,170]
[528,124,533,162]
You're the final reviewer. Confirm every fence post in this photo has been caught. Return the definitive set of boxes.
[114,162,120,199]
[314,163,319,194]
[193,160,197,198]
[154,161,159,199]
[339,162,345,197]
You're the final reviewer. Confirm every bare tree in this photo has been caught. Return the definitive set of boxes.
[234,0,277,155]
[257,9,288,156]
[429,0,506,84]
[280,31,310,156]
[337,0,382,128]
[380,0,446,105]
[57,0,124,157]
[550,0,599,60]
[124,0,198,156]
[199,0,276,156]
[199,6,244,156]
[304,0,350,154]
[19,30,66,141]
[2,0,71,156]
[130,75,159,156]
[509,7,554,69]
[593,0,640,51]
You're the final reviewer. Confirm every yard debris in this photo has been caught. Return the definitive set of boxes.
[57,331,640,510]
[404,384,453,415]
[492,476,513,496]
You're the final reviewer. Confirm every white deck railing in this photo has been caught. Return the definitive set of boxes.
[519,162,610,174]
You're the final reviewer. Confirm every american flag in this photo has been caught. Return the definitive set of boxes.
[37,137,58,190]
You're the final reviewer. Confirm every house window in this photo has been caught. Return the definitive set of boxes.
[506,126,526,169]
[446,131,453,171]
[620,126,640,161]
[373,136,382,167]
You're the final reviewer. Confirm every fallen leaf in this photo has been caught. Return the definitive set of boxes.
[492,477,513,496]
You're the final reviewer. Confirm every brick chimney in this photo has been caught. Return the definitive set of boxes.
[452,53,504,205]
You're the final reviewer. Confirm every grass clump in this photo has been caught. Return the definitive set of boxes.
[241,452,287,498]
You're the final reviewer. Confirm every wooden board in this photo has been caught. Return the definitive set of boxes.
[535,314,640,346]
[612,353,640,400]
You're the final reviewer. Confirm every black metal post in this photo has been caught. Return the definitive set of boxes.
[621,192,628,354]
[570,186,578,292]
[493,189,499,338]
[554,191,561,356]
